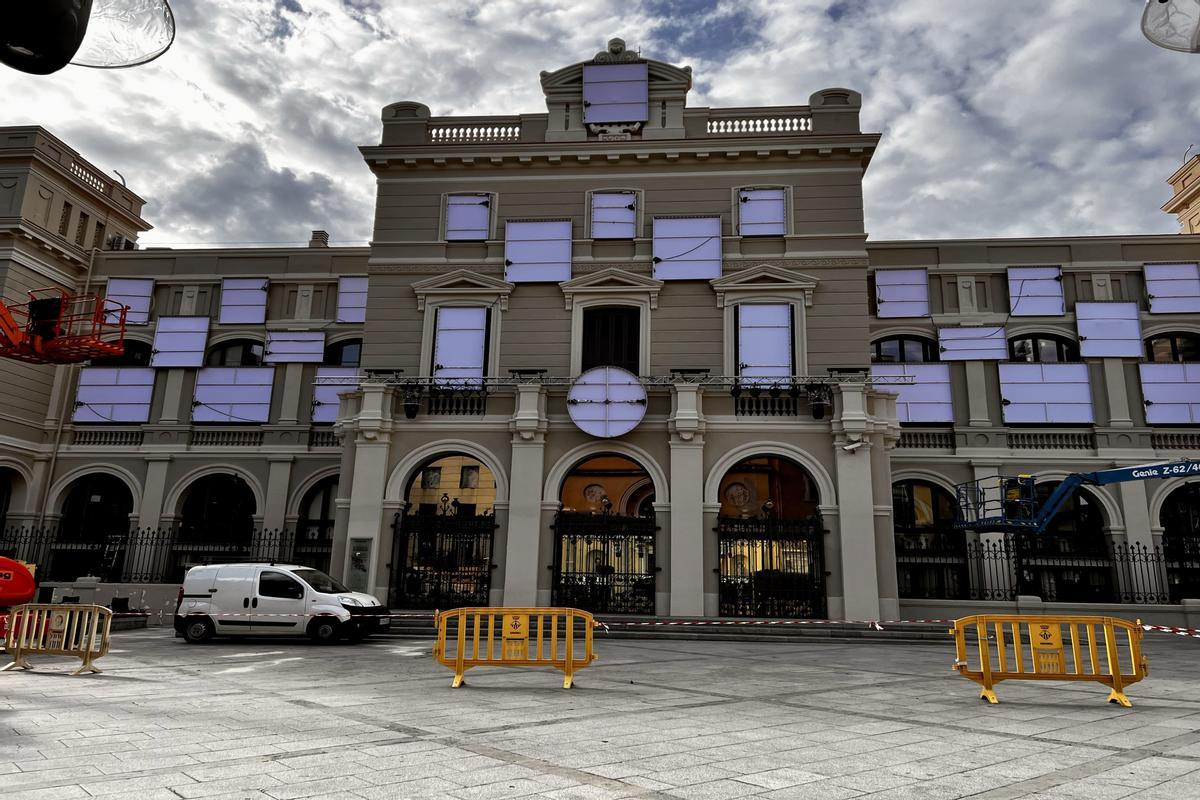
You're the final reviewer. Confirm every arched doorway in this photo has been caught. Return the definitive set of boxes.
[892,479,968,600]
[391,454,497,609]
[0,468,15,531]
[716,455,825,618]
[1161,482,1200,602]
[51,473,134,582]
[295,475,338,573]
[170,474,258,580]
[1014,482,1114,602]
[553,454,657,614]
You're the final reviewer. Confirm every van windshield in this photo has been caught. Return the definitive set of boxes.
[292,568,349,594]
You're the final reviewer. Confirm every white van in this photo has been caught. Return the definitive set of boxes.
[174,563,390,644]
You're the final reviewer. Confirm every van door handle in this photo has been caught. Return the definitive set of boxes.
[243,597,249,608]
[252,598,258,609]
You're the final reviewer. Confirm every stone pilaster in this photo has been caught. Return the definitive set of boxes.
[504,383,548,606]
[668,383,705,616]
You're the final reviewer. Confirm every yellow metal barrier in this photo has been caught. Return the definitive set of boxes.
[950,614,1148,706]
[2,604,113,676]
[433,607,597,688]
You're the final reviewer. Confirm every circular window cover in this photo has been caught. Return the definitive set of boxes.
[567,366,647,438]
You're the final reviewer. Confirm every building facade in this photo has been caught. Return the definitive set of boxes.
[1,39,1198,622]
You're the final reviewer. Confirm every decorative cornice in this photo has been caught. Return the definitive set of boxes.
[410,268,515,311]
[559,267,663,310]
[709,263,820,308]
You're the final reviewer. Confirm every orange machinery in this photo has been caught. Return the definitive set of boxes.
[0,288,126,364]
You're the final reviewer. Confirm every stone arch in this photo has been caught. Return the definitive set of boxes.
[1029,470,1123,532]
[0,458,35,514]
[287,466,343,518]
[704,442,836,507]
[889,469,959,497]
[543,441,669,505]
[164,464,265,519]
[1149,477,1200,529]
[47,463,143,519]
[385,439,509,504]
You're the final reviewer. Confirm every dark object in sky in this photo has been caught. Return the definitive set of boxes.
[1143,0,1200,53]
[0,0,175,75]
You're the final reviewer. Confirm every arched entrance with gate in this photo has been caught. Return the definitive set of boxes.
[1014,482,1114,603]
[169,474,259,581]
[390,454,497,609]
[715,455,825,618]
[1160,481,1200,602]
[52,473,134,581]
[552,454,658,614]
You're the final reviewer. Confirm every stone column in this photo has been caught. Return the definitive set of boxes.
[964,362,991,427]
[834,384,881,620]
[819,506,844,620]
[158,371,186,424]
[668,383,705,617]
[277,363,305,424]
[342,383,393,597]
[1101,359,1133,428]
[138,456,171,530]
[328,425,356,587]
[504,384,547,606]
[870,423,900,620]
[653,503,672,616]
[262,456,293,538]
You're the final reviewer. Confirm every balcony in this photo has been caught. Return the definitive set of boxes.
[1154,432,1200,451]
[190,429,264,448]
[72,429,144,447]
[897,430,955,451]
[1007,431,1097,451]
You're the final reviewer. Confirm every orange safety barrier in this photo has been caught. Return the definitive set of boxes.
[433,607,597,688]
[950,614,1148,706]
[2,604,113,676]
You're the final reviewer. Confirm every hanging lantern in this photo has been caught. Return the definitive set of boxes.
[1,0,175,75]
[1142,0,1200,53]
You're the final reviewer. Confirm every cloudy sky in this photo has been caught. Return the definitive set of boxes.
[4,0,1196,246]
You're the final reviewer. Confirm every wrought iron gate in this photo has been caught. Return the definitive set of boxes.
[552,511,658,614]
[717,515,826,618]
[390,512,496,609]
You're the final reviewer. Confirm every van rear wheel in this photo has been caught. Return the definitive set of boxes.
[308,618,341,644]
[183,618,214,644]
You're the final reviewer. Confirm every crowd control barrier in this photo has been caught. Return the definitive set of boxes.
[433,607,597,688]
[950,614,1147,706]
[2,604,113,675]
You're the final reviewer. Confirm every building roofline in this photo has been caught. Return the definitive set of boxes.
[1166,153,1200,185]
[866,232,1200,248]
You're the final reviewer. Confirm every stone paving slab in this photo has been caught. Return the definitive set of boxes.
[2,629,1200,798]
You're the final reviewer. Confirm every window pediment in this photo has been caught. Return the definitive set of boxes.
[559,268,663,310]
[411,270,514,311]
[710,264,818,308]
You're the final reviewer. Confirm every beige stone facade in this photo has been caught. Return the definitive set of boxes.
[1,41,1198,621]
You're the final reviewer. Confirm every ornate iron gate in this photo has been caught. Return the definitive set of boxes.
[552,511,657,614]
[390,512,496,609]
[717,515,826,618]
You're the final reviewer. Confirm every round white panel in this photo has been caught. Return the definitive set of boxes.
[567,367,647,438]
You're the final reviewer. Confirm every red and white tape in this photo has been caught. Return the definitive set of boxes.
[1141,623,1200,639]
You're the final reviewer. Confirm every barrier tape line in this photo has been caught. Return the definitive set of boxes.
[1141,623,1200,639]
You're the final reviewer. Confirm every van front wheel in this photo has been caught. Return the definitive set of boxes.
[183,618,214,644]
[308,618,341,644]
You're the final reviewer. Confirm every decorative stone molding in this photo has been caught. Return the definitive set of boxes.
[709,263,820,308]
[410,269,514,311]
[559,267,663,310]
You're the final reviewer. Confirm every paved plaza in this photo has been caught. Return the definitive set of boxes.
[3,629,1200,799]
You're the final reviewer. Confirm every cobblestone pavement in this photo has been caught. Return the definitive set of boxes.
[3,628,1200,799]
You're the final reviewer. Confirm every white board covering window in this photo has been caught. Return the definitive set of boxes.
[445,194,492,241]
[336,277,368,323]
[150,316,209,367]
[1076,302,1142,357]
[999,363,1093,424]
[737,189,786,236]
[433,307,487,387]
[1008,266,1064,316]
[264,331,325,363]
[219,278,268,324]
[591,192,637,239]
[312,367,359,424]
[504,220,572,283]
[1145,263,1200,314]
[874,269,929,318]
[1140,363,1200,424]
[73,367,154,423]
[582,63,648,124]
[937,326,1007,360]
[737,304,793,386]
[192,367,274,423]
[870,364,953,423]
[653,217,722,280]
[103,278,153,324]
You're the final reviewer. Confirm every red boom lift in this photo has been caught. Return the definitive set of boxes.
[0,288,126,364]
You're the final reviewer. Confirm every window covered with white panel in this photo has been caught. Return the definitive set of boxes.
[1007,266,1064,316]
[264,331,325,363]
[582,62,648,123]
[736,304,793,386]
[1140,364,1200,424]
[1145,263,1200,314]
[873,269,929,318]
[870,363,953,423]
[192,367,275,423]
[999,363,1093,424]
[736,188,786,236]
[504,220,572,283]
[590,191,637,239]
[937,326,1007,360]
[444,193,492,241]
[219,278,268,324]
[1076,303,1143,357]
[336,277,368,323]
[150,317,209,367]
[73,367,155,423]
[103,278,153,324]
[432,307,488,387]
[652,217,722,280]
[312,367,359,424]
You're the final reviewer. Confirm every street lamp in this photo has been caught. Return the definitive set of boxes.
[1142,0,1200,53]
